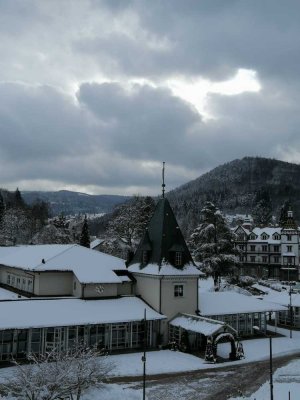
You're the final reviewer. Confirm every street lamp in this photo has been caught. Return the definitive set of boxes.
[253,326,273,400]
[142,309,147,400]
[287,264,293,338]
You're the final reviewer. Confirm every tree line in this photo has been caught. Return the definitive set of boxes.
[0,188,49,246]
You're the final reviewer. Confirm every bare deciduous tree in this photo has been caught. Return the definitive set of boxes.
[3,346,113,400]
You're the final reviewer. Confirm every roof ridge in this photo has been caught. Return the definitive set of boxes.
[34,244,76,269]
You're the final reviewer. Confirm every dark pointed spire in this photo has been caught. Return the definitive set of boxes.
[128,197,194,268]
[162,161,166,198]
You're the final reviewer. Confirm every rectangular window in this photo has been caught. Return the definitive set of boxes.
[262,245,268,252]
[27,279,33,292]
[142,251,148,265]
[274,256,279,263]
[174,284,184,297]
[250,245,255,252]
[175,252,182,267]
[250,256,256,263]
[274,245,279,252]
[262,256,268,263]
[287,245,292,252]
[6,274,11,285]
[287,235,292,241]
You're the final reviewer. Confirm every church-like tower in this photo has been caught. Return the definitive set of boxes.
[280,204,299,280]
[128,165,200,343]
[128,197,194,269]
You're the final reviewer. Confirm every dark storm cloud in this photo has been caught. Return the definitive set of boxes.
[0,82,200,190]
[77,82,202,164]
[75,0,300,81]
[0,83,94,162]
[1,0,300,193]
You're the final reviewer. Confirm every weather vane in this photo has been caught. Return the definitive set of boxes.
[162,161,166,198]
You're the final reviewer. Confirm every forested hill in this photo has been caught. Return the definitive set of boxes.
[167,157,300,234]
[22,190,129,216]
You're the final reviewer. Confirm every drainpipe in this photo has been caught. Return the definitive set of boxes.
[158,276,163,340]
[196,277,199,314]
[25,271,35,296]
[82,283,86,299]
[159,276,163,313]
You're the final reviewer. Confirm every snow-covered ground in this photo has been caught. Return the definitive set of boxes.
[0,288,23,300]
[1,278,299,399]
[0,326,299,399]
[230,358,300,400]
[107,325,300,377]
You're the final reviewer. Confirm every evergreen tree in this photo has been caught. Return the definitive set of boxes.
[0,192,5,226]
[279,200,289,226]
[31,200,49,226]
[252,189,272,226]
[14,187,25,208]
[188,201,237,285]
[80,216,90,248]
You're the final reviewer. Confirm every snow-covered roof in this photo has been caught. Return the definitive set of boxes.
[128,262,201,276]
[0,244,126,284]
[233,226,251,236]
[199,292,287,316]
[259,291,300,308]
[0,297,166,330]
[90,238,103,249]
[249,227,281,243]
[170,313,234,336]
[119,275,132,282]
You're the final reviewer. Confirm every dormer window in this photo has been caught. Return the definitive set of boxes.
[261,233,269,240]
[273,233,280,240]
[142,250,148,265]
[250,234,257,240]
[175,252,182,267]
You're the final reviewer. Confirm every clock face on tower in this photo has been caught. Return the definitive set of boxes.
[95,285,104,294]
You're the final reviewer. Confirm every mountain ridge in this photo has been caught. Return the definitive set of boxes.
[167,156,300,234]
[22,190,130,216]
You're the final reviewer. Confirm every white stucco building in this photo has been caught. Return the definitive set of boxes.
[234,208,300,280]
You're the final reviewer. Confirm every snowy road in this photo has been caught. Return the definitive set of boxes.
[117,353,300,400]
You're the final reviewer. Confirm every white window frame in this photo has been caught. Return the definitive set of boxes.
[174,284,184,298]
[175,252,182,267]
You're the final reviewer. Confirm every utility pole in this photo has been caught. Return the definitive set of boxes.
[142,308,147,400]
[253,326,273,400]
[288,264,293,339]
[269,335,273,400]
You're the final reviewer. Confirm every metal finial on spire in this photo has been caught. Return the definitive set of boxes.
[162,162,166,198]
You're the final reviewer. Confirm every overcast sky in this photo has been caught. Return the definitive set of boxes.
[1,0,300,196]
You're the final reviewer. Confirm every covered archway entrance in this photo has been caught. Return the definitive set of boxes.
[169,313,243,362]
[214,332,237,361]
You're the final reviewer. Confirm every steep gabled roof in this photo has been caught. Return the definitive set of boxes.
[128,198,194,269]
[0,244,124,284]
